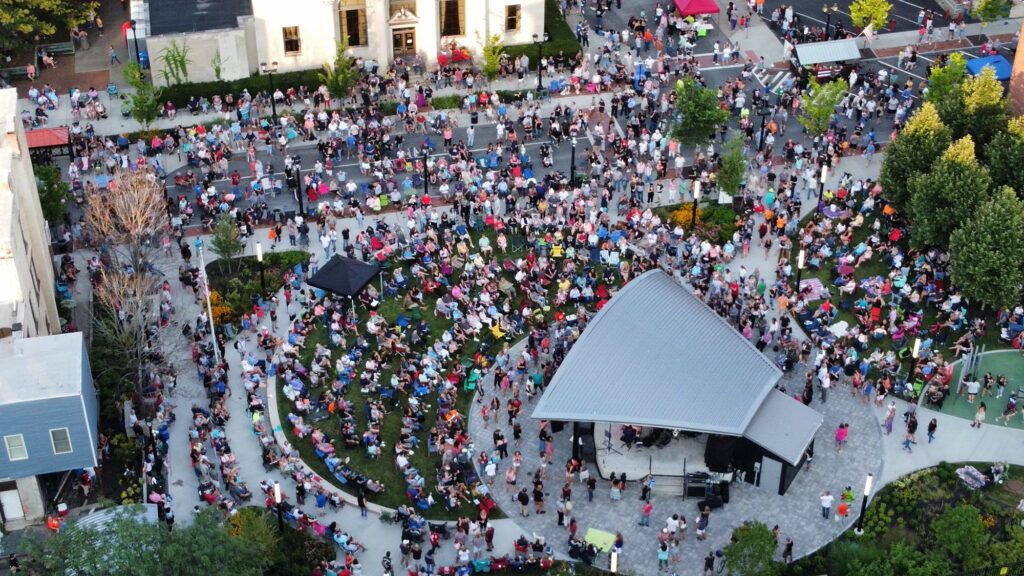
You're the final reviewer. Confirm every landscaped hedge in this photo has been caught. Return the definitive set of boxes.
[503,0,582,70]
[157,69,325,109]
[430,95,462,109]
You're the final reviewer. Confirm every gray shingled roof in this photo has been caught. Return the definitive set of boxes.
[149,0,253,36]
[531,270,784,435]
[743,389,823,465]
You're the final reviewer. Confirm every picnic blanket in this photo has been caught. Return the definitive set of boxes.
[798,277,827,302]
[584,528,616,553]
[957,466,987,490]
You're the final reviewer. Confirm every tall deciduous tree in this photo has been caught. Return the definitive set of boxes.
[479,33,505,85]
[669,77,731,147]
[723,521,780,576]
[924,52,967,108]
[83,170,169,274]
[0,0,98,51]
[797,77,848,137]
[22,507,268,575]
[318,41,360,105]
[985,116,1024,195]
[950,187,1024,310]
[975,0,1011,23]
[34,164,70,224]
[908,136,993,247]
[849,0,892,29]
[932,64,1008,146]
[717,134,747,196]
[879,102,951,211]
[210,217,245,274]
[123,62,162,129]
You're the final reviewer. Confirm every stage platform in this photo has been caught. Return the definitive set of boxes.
[593,422,711,479]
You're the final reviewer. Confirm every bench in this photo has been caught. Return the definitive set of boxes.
[0,66,29,81]
[41,42,75,56]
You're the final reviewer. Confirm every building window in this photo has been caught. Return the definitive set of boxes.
[505,5,521,31]
[50,428,72,455]
[440,0,464,37]
[4,434,27,461]
[282,26,302,55]
[341,8,367,46]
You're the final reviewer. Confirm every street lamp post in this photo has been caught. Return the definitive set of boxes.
[273,481,285,533]
[907,338,922,385]
[757,102,772,152]
[569,136,577,185]
[690,180,702,234]
[533,32,549,93]
[854,474,874,536]
[260,61,279,121]
[796,248,806,294]
[422,155,430,200]
[129,20,143,75]
[194,238,221,366]
[255,241,266,295]
[822,4,839,37]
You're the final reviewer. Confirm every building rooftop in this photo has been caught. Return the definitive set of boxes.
[149,0,253,36]
[532,270,784,435]
[0,332,85,404]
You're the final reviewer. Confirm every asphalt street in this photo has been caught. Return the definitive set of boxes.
[163,121,597,225]
[759,0,953,36]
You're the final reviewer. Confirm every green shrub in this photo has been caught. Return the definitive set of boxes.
[206,250,309,319]
[699,203,739,244]
[431,95,462,109]
[493,89,536,103]
[158,69,325,108]
[503,0,581,70]
[380,101,399,116]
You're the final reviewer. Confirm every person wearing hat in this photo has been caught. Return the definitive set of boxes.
[399,540,412,567]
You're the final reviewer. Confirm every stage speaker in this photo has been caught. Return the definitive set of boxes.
[719,481,731,504]
[551,421,565,433]
[697,495,723,511]
[686,483,708,498]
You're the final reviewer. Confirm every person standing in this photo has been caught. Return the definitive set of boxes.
[639,501,653,526]
[782,537,794,564]
[696,506,710,540]
[927,418,937,443]
[703,550,716,575]
[516,488,530,516]
[357,490,368,517]
[586,474,597,502]
[109,45,120,65]
[381,551,394,576]
[820,490,834,519]
[883,401,897,435]
[972,402,987,428]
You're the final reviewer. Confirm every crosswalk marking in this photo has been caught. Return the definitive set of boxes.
[753,67,795,94]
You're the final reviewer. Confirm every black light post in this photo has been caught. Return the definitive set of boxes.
[796,248,805,293]
[757,102,772,152]
[255,241,266,295]
[690,180,702,234]
[854,474,874,536]
[569,136,577,185]
[129,20,144,76]
[822,4,839,37]
[273,481,285,533]
[260,61,279,121]
[422,151,429,200]
[533,32,549,93]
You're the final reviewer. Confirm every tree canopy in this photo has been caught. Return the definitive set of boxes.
[318,41,361,103]
[931,505,993,571]
[22,508,269,576]
[210,217,246,274]
[34,164,70,224]
[930,63,1008,147]
[0,0,98,51]
[723,521,780,576]
[879,102,951,211]
[849,0,892,29]
[717,134,747,196]
[480,33,505,84]
[985,116,1024,195]
[798,77,849,136]
[669,77,731,147]
[950,187,1024,310]
[908,136,993,247]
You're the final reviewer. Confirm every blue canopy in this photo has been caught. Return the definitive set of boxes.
[966,55,1011,81]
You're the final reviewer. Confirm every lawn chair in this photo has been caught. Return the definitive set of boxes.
[106,82,119,99]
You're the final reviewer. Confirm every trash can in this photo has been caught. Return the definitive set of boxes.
[470,111,478,125]
[138,50,149,70]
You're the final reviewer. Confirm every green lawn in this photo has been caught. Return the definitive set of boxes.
[277,226,625,519]
[944,351,1024,429]
[788,208,1009,388]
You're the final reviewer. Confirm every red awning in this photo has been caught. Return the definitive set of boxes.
[674,0,721,16]
[24,127,70,149]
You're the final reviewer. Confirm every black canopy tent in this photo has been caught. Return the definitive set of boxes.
[307,255,381,298]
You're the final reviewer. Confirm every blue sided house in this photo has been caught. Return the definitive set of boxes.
[0,331,97,526]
